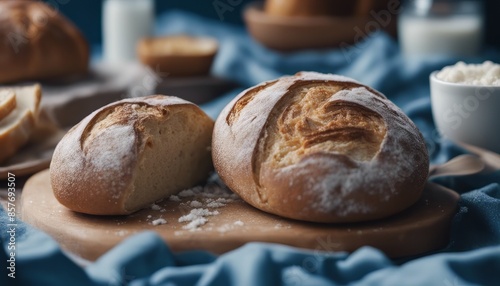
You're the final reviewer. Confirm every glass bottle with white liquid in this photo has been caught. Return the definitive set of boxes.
[103,0,154,63]
[398,0,484,57]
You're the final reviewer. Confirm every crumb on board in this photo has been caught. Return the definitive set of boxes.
[190,200,203,208]
[115,230,128,236]
[178,208,222,231]
[151,218,167,226]
[169,195,181,202]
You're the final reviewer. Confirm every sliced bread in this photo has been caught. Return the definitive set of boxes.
[0,90,16,121]
[0,84,42,163]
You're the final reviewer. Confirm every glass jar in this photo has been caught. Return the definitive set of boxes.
[103,0,155,63]
[398,0,484,57]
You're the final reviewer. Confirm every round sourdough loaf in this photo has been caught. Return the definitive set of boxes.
[51,95,214,215]
[213,72,429,223]
[0,1,89,83]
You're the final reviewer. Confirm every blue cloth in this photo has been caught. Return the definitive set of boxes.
[2,11,500,286]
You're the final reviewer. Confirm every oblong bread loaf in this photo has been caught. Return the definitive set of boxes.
[51,95,214,215]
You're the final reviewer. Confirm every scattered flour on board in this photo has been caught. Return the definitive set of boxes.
[151,218,167,226]
[115,230,128,236]
[169,195,181,202]
[178,209,219,230]
[174,174,244,232]
[217,221,246,233]
[183,217,208,230]
[274,223,292,229]
[142,174,245,232]
[190,200,203,208]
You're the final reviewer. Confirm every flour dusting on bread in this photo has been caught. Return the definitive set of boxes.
[51,95,214,215]
[213,72,429,223]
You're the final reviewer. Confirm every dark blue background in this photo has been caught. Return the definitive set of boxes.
[45,0,253,45]
[46,0,500,49]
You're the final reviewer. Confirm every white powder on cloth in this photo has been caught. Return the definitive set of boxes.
[437,61,500,85]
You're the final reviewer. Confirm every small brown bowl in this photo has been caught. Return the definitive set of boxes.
[244,2,396,52]
[137,35,218,77]
[264,0,355,17]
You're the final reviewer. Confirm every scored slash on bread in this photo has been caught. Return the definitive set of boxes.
[0,90,16,121]
[213,72,429,223]
[0,84,42,163]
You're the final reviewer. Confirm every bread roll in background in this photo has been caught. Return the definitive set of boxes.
[213,72,429,223]
[0,1,89,83]
[51,95,214,215]
[137,35,218,77]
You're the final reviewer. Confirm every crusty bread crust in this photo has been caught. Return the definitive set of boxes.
[137,35,218,77]
[0,90,16,121]
[213,72,429,223]
[51,95,214,215]
[0,1,89,83]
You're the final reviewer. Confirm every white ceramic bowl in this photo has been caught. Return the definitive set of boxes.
[430,71,500,153]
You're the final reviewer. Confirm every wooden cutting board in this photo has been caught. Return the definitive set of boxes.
[21,169,459,261]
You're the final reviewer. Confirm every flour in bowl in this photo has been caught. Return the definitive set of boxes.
[436,61,500,85]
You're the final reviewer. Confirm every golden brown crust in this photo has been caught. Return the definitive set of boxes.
[0,1,89,83]
[213,72,429,223]
[137,36,218,77]
[51,95,214,215]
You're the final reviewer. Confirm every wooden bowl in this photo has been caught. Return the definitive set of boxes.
[244,2,397,52]
[264,0,391,18]
[264,0,355,17]
[137,35,218,77]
